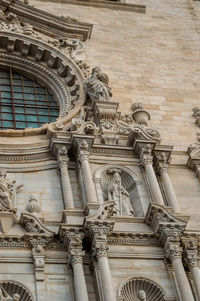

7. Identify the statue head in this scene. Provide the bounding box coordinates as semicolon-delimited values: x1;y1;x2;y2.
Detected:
138;290;146;300
13;293;20;301
113;172;121;184
0;169;6;178
92;66;101;76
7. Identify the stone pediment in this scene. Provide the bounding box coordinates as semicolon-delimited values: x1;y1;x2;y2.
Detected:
0;0;92;41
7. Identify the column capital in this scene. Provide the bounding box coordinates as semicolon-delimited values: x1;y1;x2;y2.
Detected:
165;243;183;261
56;146;70;168
157;162;169;174
182;238;199;269
94;242;109;259
70;249;85;265
77;140;90;162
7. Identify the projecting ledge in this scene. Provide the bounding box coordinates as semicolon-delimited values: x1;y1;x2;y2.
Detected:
37;0;146;13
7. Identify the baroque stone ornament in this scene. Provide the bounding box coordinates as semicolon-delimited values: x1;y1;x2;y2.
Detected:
0;169;23;212
0;281;33;301
118;278;165;301
84;67;112;102
107;169;134;216
131;102;150;126
26;195;41;215
193;106;200;127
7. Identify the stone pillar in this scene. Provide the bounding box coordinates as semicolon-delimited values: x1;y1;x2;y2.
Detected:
158;163;180;213
94;243;116;301
32;245;45;301
184;241;200;301
57;146;74;209
70;250;89;301
78;140;98;204
141;149;164;206
166;243;195;301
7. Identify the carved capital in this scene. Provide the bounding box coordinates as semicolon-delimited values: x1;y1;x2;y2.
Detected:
182;238;199;269
94;242;109;259
70;249;85;265
57;146;69;169
141;154;153;167
57;157;69;169
78;150;90;162
165;243;182;262
157;162;169;174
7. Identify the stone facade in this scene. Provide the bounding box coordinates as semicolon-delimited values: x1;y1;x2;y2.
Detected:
0;0;199;300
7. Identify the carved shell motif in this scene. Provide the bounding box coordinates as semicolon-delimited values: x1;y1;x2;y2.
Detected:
119;278;165;301
0;280;33;301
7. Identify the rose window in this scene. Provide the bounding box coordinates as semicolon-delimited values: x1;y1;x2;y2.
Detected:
0;68;59;130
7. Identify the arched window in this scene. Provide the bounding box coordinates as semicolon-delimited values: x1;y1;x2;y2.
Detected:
0;68;59;130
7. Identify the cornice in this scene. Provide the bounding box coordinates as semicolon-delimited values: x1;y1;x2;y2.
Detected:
34;0;146;13
108;232;161;247
0;0;93;41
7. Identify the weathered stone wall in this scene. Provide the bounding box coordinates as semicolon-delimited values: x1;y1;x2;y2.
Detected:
30;0;200;151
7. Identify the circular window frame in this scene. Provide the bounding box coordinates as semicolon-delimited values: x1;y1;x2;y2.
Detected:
0;32;86;136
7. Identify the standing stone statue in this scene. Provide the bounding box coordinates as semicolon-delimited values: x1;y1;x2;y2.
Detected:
0;169;23;211
138;290;147;301
107;170;134;216
84;67;112;102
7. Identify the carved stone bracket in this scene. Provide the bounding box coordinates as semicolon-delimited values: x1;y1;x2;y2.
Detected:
20;212;55;237
32;245;45;281
145;203;188;246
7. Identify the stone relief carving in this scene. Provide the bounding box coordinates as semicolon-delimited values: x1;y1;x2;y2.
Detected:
107;169;134;216
138;290;147;301
119;278;165;301
26;195;41;215
84;67;112;102
0;9;38;37
0;169;23;212
0;281;32;301
193;106;200;127
0;285;20;301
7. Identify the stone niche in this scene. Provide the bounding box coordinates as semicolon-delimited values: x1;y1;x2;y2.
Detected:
94;165;145;217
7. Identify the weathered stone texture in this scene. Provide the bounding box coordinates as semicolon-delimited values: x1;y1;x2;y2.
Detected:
30;0;200;150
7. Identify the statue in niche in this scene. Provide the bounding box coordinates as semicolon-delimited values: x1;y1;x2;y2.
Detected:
84;67;112;102
107;169;134;216
0;169;23;212
138;290;147;301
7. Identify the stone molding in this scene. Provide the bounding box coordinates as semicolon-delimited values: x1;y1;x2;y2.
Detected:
0;32;86;136
35;0;146;13
0;0;92;41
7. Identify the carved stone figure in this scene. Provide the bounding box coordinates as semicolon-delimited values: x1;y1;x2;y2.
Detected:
107;170;134;216
0;285;12;301
12;294;20;301
0;169;23;212
84;67;112;102
138;290;147;301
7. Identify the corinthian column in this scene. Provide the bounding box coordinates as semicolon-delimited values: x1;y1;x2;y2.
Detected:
70;249;89;301
158;163;180;213
184;241;200;301
140;146;164;206
166;243;195;301
57;146;74;210
78;140;98;204
94;243;116;301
